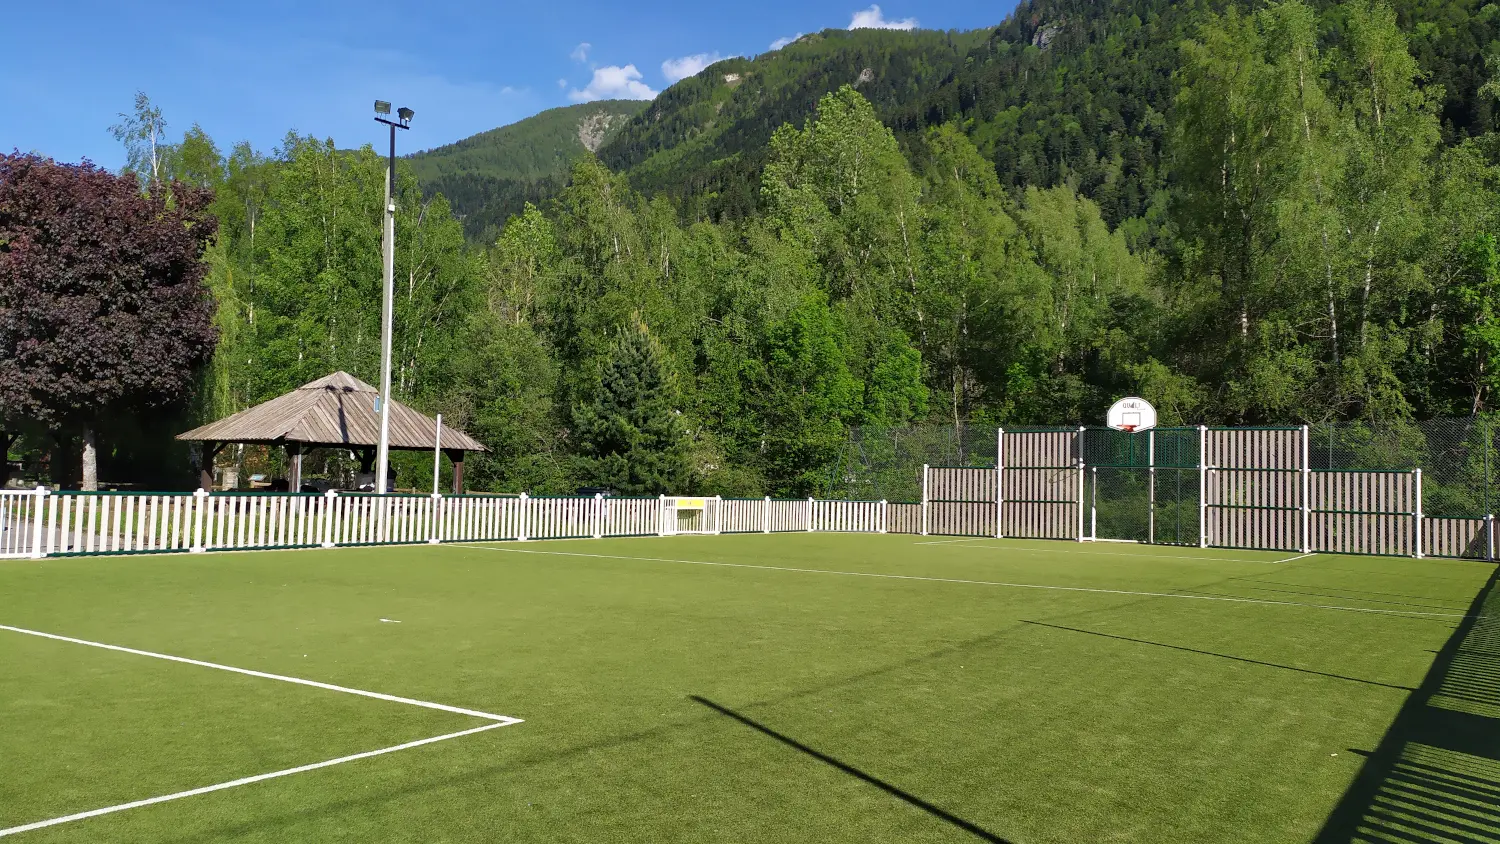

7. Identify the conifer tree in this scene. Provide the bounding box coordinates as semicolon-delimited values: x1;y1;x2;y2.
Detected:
572;321;690;493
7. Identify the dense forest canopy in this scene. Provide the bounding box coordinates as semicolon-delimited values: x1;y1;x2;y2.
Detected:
5;0;1500;495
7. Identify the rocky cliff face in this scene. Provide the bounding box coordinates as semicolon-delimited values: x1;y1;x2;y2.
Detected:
578;111;623;153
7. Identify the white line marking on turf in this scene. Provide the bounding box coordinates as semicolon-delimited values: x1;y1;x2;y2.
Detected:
0;721;513;839
1270;553;1317;564
913;537;1293;564
450;545;1480;619
0;625;520;724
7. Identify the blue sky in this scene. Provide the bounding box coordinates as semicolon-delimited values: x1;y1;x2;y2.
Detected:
1;1;1015;170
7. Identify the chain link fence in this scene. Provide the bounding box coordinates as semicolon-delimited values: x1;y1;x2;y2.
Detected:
829;423;1000;502
1310;416;1498;519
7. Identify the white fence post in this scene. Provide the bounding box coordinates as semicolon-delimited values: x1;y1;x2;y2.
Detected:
712;496;723;535
593;493;603;539
807;497;815;532
428;493;442;544
29;487;47;559
1089;466;1098;542
880;499;888;534
763;496;771;533
995;427;1005;539
1413;469;1424;559
321;490;338;548
518;493;530;541
921;464;930;537
1147;429;1155;544
1198;425;1208;549
191;488;209;553
1488;513;1495;562
657;494;667;537
1076;427;1086;542
1300;424;1312;554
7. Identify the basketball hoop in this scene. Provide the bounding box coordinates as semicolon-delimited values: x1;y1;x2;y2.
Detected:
1106;398;1157;433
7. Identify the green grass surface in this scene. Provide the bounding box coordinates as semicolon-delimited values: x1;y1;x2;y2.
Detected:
2;534;1496;843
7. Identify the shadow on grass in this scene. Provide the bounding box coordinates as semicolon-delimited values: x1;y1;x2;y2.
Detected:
1313;564;1500;843
689;695;1015;843
1019;620;1416;692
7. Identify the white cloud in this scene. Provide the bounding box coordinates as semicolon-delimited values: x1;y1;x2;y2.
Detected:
557;78;568;89
848;5;917;30
769;33;804;50
661;52;728;83
571;42;591;63
569;65;658;102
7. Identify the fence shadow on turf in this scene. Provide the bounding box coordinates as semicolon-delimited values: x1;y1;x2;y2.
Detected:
689;695;1015;844
1313;565;1500;844
1018;621;1417;692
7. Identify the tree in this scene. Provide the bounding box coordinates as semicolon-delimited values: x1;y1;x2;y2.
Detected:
109;91;169;186
751;290;864;495
1453;234;1500;412
0;154;218;489
572;322;690;494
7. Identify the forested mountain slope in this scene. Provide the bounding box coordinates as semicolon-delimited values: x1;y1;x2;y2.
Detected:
408;101;644;239
595;28;988;217
896;0;1500;229
426;0;1498;231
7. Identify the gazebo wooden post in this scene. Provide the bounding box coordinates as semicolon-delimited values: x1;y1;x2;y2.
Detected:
287;442;303;493
0;431;17;489
444;449;465;495
199;441;224;491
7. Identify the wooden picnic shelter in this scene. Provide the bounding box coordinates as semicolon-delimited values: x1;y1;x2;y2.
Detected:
177;372;485;493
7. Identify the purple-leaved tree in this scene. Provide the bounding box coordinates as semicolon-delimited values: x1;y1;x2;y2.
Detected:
0;153;217;489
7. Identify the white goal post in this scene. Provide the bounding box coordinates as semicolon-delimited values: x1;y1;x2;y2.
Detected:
660;496;721;536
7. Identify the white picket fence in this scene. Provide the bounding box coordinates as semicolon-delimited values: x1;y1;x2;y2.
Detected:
0;490;895;559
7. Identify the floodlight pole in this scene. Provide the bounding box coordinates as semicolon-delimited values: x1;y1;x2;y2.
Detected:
374;106;410;496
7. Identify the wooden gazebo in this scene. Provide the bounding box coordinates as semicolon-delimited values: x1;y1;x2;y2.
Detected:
177;372;486;493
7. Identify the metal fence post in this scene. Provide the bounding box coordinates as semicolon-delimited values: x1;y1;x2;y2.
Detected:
1414;468;1424;559
1089;466;1098;542
657;494;666;537
995;427;1005;539
921;463;930;537
29;487;48;559
880;499;888;533
1488;513;1495;562
1198;425;1208;549
428;493;442;544
192;488;209;553
1147;430;1155;545
807;497;815;532
1300;424;1311;554
763;496;771;533
593;493;603;539
1077;427;1086;542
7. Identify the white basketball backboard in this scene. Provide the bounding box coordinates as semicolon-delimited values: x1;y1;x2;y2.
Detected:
1106;397;1157;432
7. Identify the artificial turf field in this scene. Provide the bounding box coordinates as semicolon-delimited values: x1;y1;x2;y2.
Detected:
1;534;1496;843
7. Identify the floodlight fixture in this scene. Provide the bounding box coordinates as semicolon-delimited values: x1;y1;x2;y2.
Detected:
374;100;392;115
397;106;414;123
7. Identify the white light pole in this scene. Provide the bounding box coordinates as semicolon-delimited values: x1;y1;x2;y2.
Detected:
373;101;413;495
